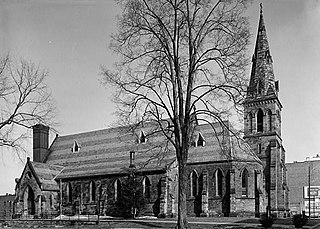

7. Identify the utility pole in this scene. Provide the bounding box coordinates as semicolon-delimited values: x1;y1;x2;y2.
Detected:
60;179;63;219
309;165;311;218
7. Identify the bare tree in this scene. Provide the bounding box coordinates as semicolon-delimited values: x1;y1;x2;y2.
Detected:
0;55;56;158
102;0;250;228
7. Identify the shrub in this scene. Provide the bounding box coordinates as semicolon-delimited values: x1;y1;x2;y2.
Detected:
292;214;308;228
259;213;275;228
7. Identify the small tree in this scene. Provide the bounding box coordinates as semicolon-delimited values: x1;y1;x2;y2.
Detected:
0;55;56;158
102;1;250;227
107;175;146;218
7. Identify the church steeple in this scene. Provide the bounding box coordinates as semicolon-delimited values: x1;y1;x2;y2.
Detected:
247;4;278;99
243;6;288;217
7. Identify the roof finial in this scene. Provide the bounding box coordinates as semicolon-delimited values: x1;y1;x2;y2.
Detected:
260;3;263;14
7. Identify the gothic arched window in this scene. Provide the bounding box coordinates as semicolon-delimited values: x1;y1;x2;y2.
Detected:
249;113;253;133
257;109;264;132
268;110;272;131
257;80;263;94
190;170;198;197
26;171;32;179
114;179;121;201
142;177;151;199
67;182;72;203
89;181;96;202
49;194;53;208
214;169;223;197
258;143;262;154
242;169;249;197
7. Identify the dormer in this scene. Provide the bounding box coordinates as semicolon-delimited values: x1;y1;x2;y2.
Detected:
139;131;147;144
71;141;80;152
196;133;205;147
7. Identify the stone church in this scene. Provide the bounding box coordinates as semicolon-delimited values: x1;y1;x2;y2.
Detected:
13;8;289;218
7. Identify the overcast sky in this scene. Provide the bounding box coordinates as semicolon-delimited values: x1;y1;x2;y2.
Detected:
1;0;320;194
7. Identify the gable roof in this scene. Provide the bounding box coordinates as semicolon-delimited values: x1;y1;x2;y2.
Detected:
16;158;63;192
46;121;260;180
29;161;63;191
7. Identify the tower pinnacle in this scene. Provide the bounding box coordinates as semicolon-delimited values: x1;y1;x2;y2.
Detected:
247;5;278;99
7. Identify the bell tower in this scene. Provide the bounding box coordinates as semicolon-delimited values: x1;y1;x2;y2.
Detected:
244;5;289;217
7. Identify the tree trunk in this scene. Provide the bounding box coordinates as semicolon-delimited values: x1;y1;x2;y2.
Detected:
176;157;188;229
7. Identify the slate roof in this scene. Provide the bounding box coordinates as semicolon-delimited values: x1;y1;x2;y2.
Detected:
45;121;260;180
28;160;63;191
188;122;259;164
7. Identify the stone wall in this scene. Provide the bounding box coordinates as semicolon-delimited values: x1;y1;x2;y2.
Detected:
60;168;178;217
0;194;15;219
185;161;265;217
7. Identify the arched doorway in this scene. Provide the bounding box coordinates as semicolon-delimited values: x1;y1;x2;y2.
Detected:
27;186;35;215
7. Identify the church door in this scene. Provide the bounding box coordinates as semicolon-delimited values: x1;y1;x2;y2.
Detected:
27;186;35;215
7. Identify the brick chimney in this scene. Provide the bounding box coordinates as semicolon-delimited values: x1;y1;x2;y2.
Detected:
32;124;49;162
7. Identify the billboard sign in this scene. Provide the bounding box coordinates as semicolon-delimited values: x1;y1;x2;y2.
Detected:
304;186;320;199
304;186;320;217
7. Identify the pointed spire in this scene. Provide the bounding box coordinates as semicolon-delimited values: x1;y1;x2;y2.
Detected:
247;4;277;99
254;3;269;57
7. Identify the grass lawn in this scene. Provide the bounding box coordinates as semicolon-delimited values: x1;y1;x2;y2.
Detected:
4;217;320;228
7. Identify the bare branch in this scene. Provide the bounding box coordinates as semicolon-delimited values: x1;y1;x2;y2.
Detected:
0;56;57;156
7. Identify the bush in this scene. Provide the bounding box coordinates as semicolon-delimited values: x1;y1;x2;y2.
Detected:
259;213;275;228
292;214;308;228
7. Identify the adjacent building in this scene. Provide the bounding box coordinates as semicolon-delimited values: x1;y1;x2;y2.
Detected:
0;193;15;219
287;156;320;217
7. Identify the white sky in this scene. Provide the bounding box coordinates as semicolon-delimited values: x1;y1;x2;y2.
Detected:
1;0;320;194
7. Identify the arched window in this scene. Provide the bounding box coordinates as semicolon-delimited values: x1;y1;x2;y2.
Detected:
190;170;198;197
249;113;253;133
26;186;35;215
142;177;151;199
26;171;32;179
277;110;281;121
258;80;263;94
89;181;96;202
197;133;205;147
268;110;272;131
114;179;121;201
49;194;53;208
214;169;223;197
257;109;264;132
242;169;249;197
67;182;72;203
258;143;262;154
